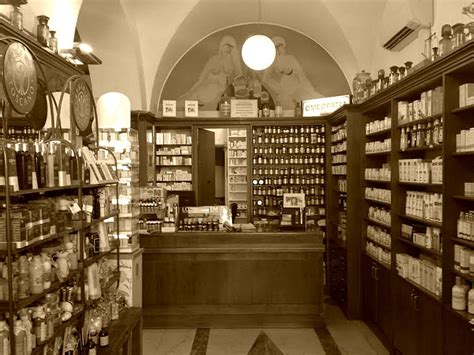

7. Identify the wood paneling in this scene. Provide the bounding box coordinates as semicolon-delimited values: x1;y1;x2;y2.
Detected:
141;231;324;328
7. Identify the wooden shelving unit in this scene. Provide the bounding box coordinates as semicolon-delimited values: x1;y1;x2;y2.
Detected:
327;106;362;319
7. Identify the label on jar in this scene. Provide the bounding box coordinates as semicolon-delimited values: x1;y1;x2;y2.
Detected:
100;335;109;346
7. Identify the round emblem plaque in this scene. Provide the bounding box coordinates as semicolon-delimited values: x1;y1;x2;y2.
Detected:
2;42;37;114
71;78;93;134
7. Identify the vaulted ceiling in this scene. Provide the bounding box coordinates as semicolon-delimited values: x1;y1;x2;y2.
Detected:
1;0;465;113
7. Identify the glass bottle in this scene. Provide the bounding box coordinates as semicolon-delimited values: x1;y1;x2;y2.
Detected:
29;255;44;294
400;127;407;151
36;15;50;47
439;24;452;56
352;70;372;103
275;96;283;117
389;66;399;85
376;69;385;92
99;327;109;347
452;23;466;49
398;66;406;80
10;5;23;31
294;101;302;117
219;77;231;118
49;31;58;54
466;22;474;41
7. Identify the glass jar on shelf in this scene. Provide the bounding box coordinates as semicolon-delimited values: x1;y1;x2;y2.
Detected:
389;66;399;85
37;15;50;47
439;24;453;56
352;70;372;103
452;23;466;49
376;69;385;92
10;5;23;31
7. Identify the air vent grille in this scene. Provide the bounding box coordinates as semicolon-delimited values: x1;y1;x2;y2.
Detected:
383;26;416;50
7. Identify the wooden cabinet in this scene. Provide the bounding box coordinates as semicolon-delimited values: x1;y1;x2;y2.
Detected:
444;308;474;355
393;277;442;355
362;254;392;345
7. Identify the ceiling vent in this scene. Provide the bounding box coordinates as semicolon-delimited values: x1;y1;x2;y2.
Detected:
380;0;433;52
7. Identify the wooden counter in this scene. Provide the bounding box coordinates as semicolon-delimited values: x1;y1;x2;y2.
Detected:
140;231;324;328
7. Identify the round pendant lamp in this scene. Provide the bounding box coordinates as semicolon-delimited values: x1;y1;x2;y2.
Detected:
241;0;275;71
242;35;275;70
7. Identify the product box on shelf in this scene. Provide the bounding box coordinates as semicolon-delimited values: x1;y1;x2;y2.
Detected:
459;82;474;107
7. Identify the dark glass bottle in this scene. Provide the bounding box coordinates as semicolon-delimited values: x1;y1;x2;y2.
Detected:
99;327;109;347
24;142;33;189
87;334;97;354
36;15;50;47
15;142;27;190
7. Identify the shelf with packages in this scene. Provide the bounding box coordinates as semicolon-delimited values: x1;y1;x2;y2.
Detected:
226;128;249;222
451;268;474;283
398;213;442;228
154;127;193;192
398;236;442;257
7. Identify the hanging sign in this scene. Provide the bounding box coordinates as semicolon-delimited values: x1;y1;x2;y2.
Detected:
2;42;37;114
302;95;350;117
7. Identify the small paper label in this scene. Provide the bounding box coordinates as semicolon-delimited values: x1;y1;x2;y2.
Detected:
69;202;81;215
83;204;93;213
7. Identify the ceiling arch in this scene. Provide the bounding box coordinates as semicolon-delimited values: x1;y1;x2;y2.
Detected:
149;0;360;114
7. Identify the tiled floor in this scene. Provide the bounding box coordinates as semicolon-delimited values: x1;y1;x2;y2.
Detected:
143;301;389;355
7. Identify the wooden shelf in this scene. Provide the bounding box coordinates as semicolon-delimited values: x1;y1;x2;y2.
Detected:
156;143;192;146
156;154;192;156
365;127;391;137
365;236;391;250
399;181;442;187
397;113;442;128
398;145;442;153
452;103;474;114
365;217;391;229
365;197;391;206
453;195;474;201
364;179;391;184
157;164;192;167
453;151;474;156
365;151;391;156
398;275;442;303
398;213;442;228
452;237;474;249
451;268;474;283
445;305;474;324
398;237;442;257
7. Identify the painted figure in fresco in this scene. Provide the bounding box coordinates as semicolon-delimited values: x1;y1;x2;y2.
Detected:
262;36;322;109
178;35;243;110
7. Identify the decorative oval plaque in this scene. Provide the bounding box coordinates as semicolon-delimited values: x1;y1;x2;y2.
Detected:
71;78;93;134
2;42;38;114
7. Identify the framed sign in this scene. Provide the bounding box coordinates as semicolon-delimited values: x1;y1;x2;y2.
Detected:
283;193;306;208
185;100;198;117
163;100;176;117
230;99;258;118
302;94;351;117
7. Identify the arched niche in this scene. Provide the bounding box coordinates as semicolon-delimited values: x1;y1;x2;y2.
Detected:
157;24;350;113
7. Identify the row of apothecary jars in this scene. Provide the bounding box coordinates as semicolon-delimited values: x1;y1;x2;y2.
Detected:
253;155;324;165
353;22;474;104
253;166;325;176
254;146;324;155
253;134;323;145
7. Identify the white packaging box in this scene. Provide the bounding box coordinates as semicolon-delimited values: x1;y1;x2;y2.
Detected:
465;83;474;106
398;101;408;122
460;83;466;107
396;253;409;278
420;92;427;117
435;267;443;296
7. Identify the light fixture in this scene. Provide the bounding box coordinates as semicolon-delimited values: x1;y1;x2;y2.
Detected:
241;0;275;71
60;42;102;65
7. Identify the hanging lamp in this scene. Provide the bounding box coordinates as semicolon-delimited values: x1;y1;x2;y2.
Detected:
241;0;275;71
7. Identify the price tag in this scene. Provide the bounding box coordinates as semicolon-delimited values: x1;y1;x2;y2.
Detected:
83;204;93;214
69;202;82;215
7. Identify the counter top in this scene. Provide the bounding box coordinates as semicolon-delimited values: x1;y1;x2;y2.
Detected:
140;230;324;253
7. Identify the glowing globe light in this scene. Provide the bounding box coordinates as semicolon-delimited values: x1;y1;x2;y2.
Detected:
241;35;276;71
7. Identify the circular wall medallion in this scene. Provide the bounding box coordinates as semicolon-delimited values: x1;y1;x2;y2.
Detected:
2;42;37;114
26;80;47;130
71;78;93;134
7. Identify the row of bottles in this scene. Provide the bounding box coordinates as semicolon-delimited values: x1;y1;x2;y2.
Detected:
253;145;324;155
253;134;324;145
0;141;79;192
257;126;324;135
253;166;324;177
253;175;325;186
252;155;324;166
253;186;324;197
400;118;443;150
